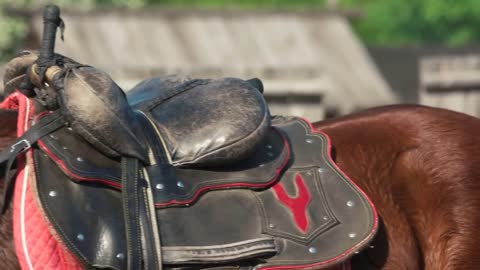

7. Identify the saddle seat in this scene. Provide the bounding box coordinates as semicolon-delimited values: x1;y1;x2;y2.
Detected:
59;67;269;168
129;75;270;167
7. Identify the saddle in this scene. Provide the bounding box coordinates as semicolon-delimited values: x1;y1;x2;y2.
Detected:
1;65;378;269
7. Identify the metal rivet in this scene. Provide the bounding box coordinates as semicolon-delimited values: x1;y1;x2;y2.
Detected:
354;251;360;254
49;134;57;140
305;138;313;144
62;146;68;150
268;224;275;229
67;127;73;131
177;181;185;188
266;145;273;149
322;216;329;221
369;245;375;249
259;164;265;167
76;157;84;162
307;171;312;176
156;183;164;190
346;201;355;207
44;82;50;87
77;234;85;241
267;152;274;157
318;168;324;173
348;233;357;239
116;253;125;260
308;247;317;253
48;191;57;197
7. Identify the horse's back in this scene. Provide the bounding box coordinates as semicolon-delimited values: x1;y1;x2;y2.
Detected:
314;105;480;270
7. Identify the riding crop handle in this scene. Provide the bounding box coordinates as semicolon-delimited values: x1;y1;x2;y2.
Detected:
38;5;60;68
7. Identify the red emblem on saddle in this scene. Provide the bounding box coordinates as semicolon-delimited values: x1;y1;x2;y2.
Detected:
272;173;312;233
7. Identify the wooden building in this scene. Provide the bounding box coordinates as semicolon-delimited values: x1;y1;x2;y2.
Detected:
3;8;396;121
420;55;480;117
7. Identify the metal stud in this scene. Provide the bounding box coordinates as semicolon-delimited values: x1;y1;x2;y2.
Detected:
62;146;68;150
322;216;329;221
305;138;313;144
67;127;73;131
77;234;85;241
49;134;58;140
268;224;275;229
369;245;375;249
348;233;357;239
76;157;84;162
259;164;265;167
177;181;185;188
267;152;274;157
156;183;164;190
48;191;57;197
354;251;360;254
308;247;317;254
116;253;125;260
346;201;355;207
307;171;312;176
318;168;324;173
266;145;273;149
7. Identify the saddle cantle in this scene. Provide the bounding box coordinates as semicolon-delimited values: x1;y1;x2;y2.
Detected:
2;72;378;270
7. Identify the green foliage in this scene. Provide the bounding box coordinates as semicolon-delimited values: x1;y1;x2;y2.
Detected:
144;0;326;9
341;0;480;46
0;10;26;62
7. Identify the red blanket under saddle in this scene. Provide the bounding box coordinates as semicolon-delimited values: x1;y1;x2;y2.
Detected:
2;93;82;270
2;92;351;270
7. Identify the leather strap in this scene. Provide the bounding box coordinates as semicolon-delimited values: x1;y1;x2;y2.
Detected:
0;111;66;213
122;157;143;270
122;161;164;270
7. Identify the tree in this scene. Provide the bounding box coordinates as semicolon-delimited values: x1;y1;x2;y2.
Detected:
341;0;480;46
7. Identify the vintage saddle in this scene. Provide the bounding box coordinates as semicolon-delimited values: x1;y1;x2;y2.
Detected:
0;64;378;269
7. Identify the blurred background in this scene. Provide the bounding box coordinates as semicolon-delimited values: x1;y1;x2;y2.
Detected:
1;0;479;120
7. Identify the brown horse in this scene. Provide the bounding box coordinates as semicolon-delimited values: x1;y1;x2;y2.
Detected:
0;104;479;270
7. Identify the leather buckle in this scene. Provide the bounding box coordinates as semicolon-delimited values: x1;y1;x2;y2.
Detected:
10;139;32;153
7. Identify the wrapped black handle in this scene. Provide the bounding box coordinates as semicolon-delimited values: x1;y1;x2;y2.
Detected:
37;5;62;73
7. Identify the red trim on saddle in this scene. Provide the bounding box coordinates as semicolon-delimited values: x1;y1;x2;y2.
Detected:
37;140;123;189
10;93;83;270
35;122;291;208
258;118;378;270
154;128;291;207
272;173;311;233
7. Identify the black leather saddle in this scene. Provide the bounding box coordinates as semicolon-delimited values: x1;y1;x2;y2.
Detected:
1;68;378;270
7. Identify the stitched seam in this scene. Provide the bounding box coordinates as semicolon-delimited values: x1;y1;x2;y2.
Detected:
121;159;133;269
141;79;208;111
133;160;142;269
